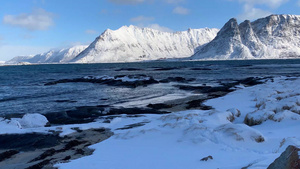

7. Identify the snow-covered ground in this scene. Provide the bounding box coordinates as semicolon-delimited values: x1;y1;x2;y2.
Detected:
2;76;300;168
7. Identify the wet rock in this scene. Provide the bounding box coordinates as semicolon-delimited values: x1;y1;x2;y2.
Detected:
29;148;56;162
116;122;148;130
45;106;170;125
176;77;267;94
109;107;170;116
0;128;113;169
175;85;212;91
0;133;60;151
147;103;173;110
159;77;196;83
185;99;213;110
44;74;159;88
0;150;19;162
237;77;265;86
25;159;53;169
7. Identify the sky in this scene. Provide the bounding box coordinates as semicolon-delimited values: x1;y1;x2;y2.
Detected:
0;0;299;61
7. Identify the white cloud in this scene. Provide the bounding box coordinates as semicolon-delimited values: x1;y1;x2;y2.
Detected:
238;5;272;21
130;16;155;22
3;8;54;31
108;0;144;4
147;24;173;32
297;0;300;6
85;29;98;35
237;0;289;9
130;15;172;32
230;0;288;21
173;6;190;15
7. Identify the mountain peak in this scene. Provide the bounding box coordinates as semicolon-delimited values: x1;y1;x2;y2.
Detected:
192;14;300;60
217;18;239;36
72;26;219;63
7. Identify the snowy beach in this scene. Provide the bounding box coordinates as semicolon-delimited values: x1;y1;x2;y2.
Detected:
54;76;300;169
1;73;300;168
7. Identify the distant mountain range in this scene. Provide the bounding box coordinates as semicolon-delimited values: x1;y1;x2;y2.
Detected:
6;14;300;64
6;45;88;64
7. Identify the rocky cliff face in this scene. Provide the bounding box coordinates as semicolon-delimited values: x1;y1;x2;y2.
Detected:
192;14;300;60
71;25;219;63
6;45;88;64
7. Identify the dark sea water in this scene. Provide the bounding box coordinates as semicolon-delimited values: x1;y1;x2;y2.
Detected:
0;59;300;116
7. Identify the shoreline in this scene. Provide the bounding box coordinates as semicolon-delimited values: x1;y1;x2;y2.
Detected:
0;76;270;168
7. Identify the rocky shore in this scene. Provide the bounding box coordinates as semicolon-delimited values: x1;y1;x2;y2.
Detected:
0;76;280;168
0;128;112;169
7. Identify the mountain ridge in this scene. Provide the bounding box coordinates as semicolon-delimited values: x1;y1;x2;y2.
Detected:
6;45;88;64
191;14;300;60
6;14;300;64
71;25;219;63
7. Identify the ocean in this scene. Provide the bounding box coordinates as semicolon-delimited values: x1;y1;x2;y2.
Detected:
0;59;300;116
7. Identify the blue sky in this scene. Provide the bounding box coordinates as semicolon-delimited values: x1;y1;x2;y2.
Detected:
0;0;299;61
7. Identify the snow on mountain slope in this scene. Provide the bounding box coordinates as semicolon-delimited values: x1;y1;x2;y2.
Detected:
191;14;300;60
6;45;88;64
72;25;219;63
5;55;34;64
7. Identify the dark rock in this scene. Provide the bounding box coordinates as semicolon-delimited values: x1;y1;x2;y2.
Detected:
75;149;85;155
108;107;170;116
0;128;113;169
255;136;265;143
186;99;213;110
116;122;148;130
29;148;56;162
0;150;19;162
237;77;264;86
177;77;267;94
200;155;213;161
147;103;173;110
44;74;159;88
26;159;53;169
62;155;71;161
63;140;87;151
175;85;212;91
159;77;195;83
0;133;60;151
267;145;300;169
45;106;170;125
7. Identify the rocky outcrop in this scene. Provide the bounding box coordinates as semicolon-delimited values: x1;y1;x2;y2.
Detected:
268;145;300;169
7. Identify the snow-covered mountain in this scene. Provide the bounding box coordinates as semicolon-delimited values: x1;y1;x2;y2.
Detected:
191;14;300;60
5;56;34;64
72;25;219;63
6;45;88;64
